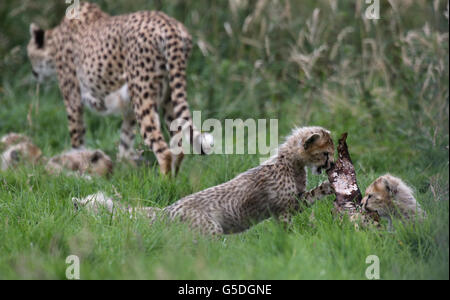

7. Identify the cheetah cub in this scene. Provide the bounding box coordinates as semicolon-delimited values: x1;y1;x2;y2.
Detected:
0;133;43;171
0;133;33;148
46;149;113;178
362;174;426;228
76;126;336;235
0;133;112;178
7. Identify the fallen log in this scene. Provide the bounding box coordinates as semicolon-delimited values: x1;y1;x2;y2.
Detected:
327;133;379;225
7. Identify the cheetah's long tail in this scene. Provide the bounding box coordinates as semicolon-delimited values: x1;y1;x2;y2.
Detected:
72;192;162;222
163;30;214;156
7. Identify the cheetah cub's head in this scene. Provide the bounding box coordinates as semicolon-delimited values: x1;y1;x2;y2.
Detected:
1;142;43;171
362;174;426;222
88;150;114;177
0;133;32;152
27;23;56;83
288;127;335;175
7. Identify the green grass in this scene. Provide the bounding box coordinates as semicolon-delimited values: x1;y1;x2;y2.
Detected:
0;0;448;279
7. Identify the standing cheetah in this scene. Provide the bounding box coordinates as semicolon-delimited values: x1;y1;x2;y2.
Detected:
75;126;336;235
27;2;212;175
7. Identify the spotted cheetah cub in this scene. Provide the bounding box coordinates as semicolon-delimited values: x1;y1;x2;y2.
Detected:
0;132;112;177
362;174;426;228
0;133;33;149
46;149;113;178
76;126;335;235
0;135;42;171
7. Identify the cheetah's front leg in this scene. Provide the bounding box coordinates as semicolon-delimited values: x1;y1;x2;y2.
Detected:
57;68;85;149
277;181;334;229
302;181;334;205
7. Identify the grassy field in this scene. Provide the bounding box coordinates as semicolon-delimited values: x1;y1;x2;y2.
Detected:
0;0;448;279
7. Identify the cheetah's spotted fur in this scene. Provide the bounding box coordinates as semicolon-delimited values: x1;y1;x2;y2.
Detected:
27;2;212;175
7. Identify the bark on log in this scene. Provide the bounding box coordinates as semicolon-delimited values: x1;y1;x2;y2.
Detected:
327;133;379;224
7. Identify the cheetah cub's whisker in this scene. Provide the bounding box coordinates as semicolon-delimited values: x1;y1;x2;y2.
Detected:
77;126;336;235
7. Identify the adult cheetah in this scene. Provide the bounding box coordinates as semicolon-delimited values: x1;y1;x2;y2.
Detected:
27;2;212;175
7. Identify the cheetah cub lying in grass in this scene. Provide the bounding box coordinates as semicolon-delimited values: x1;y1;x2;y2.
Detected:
362;174;426;229
1;133;43;171
0;133;112;178
45;149;113;179
74;126;336;235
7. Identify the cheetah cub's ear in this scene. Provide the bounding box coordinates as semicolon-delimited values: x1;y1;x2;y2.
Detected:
89;150;114;177
303;133;321;150
90;150;103;163
30;23;39;36
382;177;397;197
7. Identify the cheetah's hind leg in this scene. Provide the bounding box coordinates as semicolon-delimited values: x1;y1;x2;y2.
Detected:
162;94;214;176
176;211;224;236
117;109;142;166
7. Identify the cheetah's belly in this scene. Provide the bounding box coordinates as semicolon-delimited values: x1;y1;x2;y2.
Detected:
80;82;131;116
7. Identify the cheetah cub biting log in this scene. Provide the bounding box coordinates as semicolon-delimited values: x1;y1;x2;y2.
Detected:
362;174;426;228
74;126;336;235
27;2;213;175
326;133;380;227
